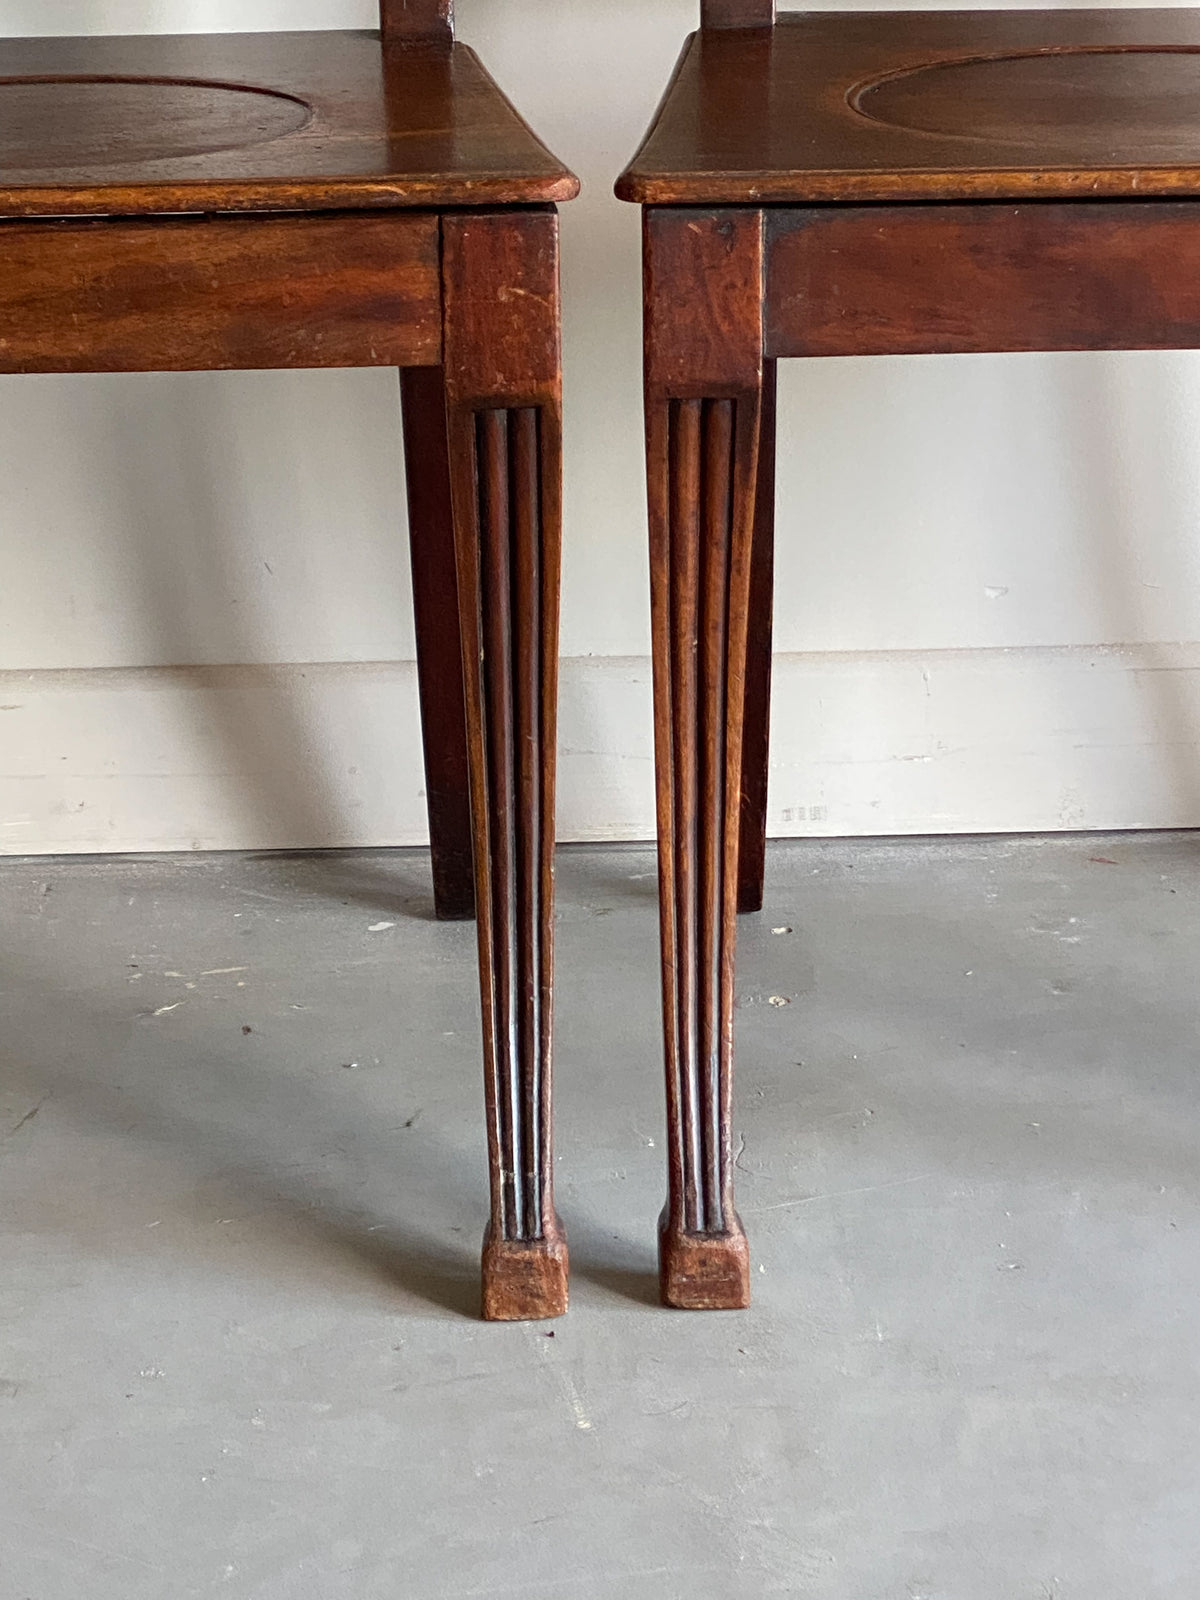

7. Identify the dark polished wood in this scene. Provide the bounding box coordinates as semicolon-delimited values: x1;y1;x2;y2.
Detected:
702;0;775;25
381;0;454;44
0;32;577;218
621;4;1200;1306
0;212;440;374
617;10;1200;205
737;357;776;916
442;210;568;1322
766;203;1200;357
645;208;764;1310
0;5;574;1321
400;367;475;922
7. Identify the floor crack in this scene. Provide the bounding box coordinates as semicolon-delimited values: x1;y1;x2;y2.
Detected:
4;1094;49;1141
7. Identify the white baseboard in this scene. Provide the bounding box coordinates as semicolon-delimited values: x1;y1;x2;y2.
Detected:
1;644;1199;854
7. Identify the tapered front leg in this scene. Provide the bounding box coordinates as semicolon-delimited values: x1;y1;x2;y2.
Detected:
645;208;766;1308
442;211;567;1321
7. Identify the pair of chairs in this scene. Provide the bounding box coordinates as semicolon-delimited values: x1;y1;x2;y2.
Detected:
6;0;1200;1317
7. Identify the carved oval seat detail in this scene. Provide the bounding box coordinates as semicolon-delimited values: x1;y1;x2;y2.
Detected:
0;76;313;172
851;47;1200;153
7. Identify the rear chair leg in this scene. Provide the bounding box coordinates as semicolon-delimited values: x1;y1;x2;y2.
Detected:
645;208;767;1308
442;210;568;1321
737;356;777;916
401;365;476;921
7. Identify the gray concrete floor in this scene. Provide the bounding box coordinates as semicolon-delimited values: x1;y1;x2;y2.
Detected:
1;834;1198;1598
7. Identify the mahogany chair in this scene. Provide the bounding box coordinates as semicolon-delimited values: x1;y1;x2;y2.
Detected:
618;0;1200;1308
0;1;578;1321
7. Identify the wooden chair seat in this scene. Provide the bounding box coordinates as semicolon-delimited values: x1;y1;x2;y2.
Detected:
617;8;1200;205
0;31;577;217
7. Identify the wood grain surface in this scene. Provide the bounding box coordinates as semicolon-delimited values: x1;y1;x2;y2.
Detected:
767;203;1200;356
618;10;1200;204
0;32;577;216
0;212;441;373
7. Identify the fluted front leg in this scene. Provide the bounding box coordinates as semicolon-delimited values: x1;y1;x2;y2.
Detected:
442;211;567;1321
645;208;767;1308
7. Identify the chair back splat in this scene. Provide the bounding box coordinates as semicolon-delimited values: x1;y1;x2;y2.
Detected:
380;0;454;44
701;0;775;27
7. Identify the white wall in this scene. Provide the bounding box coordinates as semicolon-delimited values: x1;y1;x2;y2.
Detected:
5;1;1200;851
